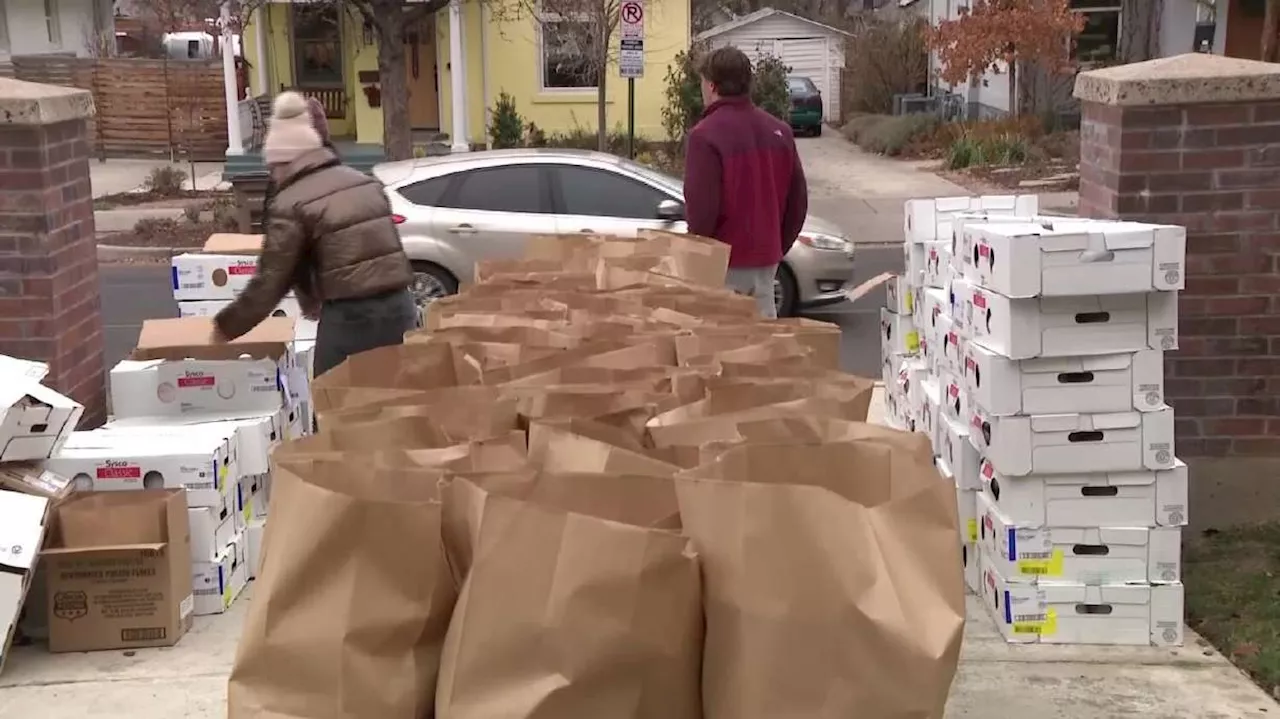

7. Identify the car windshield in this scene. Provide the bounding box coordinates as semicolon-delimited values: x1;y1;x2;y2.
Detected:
787;77;816;94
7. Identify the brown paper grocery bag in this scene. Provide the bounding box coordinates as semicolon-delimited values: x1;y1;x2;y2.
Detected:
676;433;964;719
311;342;478;412
228;459;456;719
435;473;701;719
317;386;521;442
278;415;455;455
528;418;679;476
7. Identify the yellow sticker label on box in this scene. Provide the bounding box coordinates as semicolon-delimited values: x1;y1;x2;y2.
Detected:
1017;549;1064;577
906;331;920;353
967;519;978;543
1012;608;1058;636
218;464;228;492
906;290;914;313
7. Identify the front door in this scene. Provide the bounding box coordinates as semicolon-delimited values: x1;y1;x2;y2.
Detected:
404;16;439;129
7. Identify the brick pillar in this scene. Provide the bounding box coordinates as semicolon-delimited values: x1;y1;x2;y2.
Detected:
0;78;106;427
1075;54;1280;459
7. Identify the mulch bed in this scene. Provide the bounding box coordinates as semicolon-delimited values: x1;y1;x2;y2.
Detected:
94;190;229;211
99;221;222;249
939;160;1079;195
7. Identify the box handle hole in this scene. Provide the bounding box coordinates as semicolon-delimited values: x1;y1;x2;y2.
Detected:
1068;431;1105;443
1057;371;1095;384
1074;311;1111;324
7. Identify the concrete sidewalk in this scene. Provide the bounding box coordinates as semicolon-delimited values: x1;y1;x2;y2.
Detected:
0;583;1273;718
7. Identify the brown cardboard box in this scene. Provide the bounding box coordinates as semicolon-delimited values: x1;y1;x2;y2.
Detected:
42;490;194;653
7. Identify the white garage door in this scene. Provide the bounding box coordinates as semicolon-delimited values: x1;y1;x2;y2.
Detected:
777;38;832;120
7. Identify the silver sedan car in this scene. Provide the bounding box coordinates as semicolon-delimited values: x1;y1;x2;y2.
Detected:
373;148;855;317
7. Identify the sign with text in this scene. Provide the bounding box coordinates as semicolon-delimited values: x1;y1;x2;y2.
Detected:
619;0;644;79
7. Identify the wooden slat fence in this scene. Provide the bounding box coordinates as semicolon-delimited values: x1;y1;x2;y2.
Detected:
12;55;228;161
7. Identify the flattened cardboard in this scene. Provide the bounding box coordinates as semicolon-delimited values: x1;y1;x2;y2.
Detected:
0;463;74;503
202;234;264;255
42;489;194;654
133;316;293;362
0;490;50;674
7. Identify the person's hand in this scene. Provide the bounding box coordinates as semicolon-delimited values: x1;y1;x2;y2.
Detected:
210;326;229;344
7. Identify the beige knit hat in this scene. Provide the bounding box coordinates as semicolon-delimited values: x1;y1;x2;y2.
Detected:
263;91;323;166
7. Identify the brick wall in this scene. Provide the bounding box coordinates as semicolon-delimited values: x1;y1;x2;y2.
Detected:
0;118;107;427
1078;100;1280;457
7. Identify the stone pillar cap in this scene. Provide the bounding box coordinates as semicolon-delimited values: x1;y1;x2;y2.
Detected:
0;78;95;126
1074;53;1280;107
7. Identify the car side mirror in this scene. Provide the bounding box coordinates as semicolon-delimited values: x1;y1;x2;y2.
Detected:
656;199;685;221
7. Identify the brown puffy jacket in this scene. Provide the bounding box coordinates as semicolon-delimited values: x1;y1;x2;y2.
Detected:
215;147;414;340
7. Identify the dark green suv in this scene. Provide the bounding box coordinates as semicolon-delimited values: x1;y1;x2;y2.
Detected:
787;76;823;136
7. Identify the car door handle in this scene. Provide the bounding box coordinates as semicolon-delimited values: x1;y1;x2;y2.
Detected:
578;228;594;234
448;224;478;235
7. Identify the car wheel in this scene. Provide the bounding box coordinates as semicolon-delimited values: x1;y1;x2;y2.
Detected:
812;123;823;137
774;264;798;318
410;261;458;312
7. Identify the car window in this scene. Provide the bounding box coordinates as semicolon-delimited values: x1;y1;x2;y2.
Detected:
787;77;817;94
397;176;452;206
554;166;668;219
442;166;548;213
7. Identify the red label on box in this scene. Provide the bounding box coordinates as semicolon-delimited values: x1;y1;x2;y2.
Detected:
229;265;257;275
97;465;142;480
178;375;215;388
972;291;987;309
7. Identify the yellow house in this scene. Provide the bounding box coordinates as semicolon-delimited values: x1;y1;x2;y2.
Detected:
237;0;690;151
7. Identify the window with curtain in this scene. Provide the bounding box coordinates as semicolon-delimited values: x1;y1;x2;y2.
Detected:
292;5;343;86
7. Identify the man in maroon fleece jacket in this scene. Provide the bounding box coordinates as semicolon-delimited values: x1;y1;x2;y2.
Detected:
683;46;809;319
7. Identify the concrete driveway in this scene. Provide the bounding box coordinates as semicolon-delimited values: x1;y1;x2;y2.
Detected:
798;131;969;244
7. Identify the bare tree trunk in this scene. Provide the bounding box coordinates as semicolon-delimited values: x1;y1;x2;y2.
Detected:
378;22;414;160
1007;61;1017;118
1265;0;1280;62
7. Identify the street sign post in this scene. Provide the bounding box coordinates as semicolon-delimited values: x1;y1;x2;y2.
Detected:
619;0;644;158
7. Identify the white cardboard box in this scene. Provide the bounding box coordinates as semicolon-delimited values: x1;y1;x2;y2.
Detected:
110;317;295;419
904;241;927;280
886;275;914;315
107;410;284;479
920;287;949;342
47;433;233;508
188;490;237;562
940;370;969;426
237;474;270;523
939;412;981;491
962;541;980;595
938;313;966;376
904;195;1040;243
946;276;973;339
246;519;266;580
881;307;920;357
918;377;942;452
0;490;50;674
980;549;1183;646
940;459;979;545
977;491;1181;585
951;213;1047;278
179;297;317;342
192;532;249;616
923;242;951;289
970;405;1176;476
981;458;1188;528
0;360;84;463
966;288;1179;360
964;345;1165;416
967;221;1186;298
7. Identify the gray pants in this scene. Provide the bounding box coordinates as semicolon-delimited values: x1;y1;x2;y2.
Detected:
726;265;779;319
313;288;419;379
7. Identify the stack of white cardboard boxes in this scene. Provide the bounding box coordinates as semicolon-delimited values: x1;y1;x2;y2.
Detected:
884;195;1189;647
44;315;312;632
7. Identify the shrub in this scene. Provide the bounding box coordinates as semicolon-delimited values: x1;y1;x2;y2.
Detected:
946;132;1031;169
145;166;187;196
489;91;525;149
751;54;791;123
845;113;939;156
524;122;548;147
210;195;239;231
843;17;929;117
132;217;181;242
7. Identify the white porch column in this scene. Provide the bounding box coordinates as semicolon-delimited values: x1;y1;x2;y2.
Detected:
254;5;269;94
448;0;470;152
221;0;244;155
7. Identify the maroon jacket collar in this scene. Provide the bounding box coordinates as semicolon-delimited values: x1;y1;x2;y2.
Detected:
701;95;753;119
